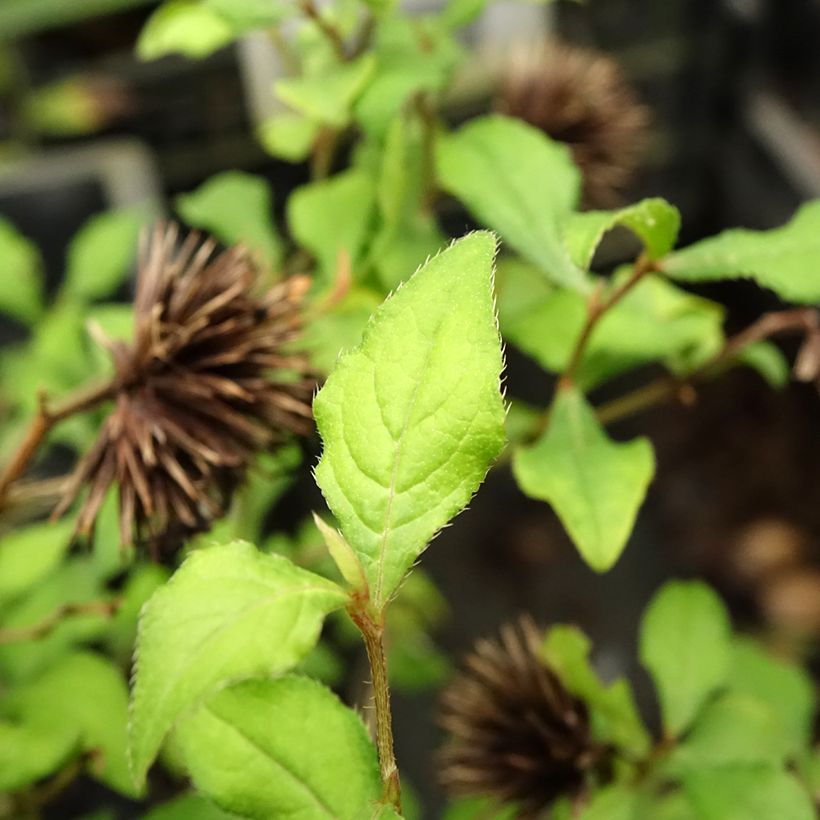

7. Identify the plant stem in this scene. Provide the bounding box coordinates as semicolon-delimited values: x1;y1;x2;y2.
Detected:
349;606;401;812
0;379;116;511
0;598;121;645
299;0;347;62
560;252;656;389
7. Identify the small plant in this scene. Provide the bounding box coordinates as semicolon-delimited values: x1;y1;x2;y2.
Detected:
0;1;819;818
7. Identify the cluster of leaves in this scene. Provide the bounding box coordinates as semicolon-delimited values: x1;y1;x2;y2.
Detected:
543;580;819;820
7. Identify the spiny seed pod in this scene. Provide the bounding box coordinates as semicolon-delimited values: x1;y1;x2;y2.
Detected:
54;222;314;555
438;616;600;817
497;41;650;208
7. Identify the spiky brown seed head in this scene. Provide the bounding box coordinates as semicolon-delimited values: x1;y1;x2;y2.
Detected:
497;41;651;209
55;222;314;555
438;616;599;817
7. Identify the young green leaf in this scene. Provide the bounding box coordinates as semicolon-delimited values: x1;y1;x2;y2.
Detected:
202;0;291;29
513;386;654;571
2;651;138;796
288;169;377;287
682;765;815;820
143;792;237;820
276;55;376;128
128;541;347;783
176;171;282;268
176;676;381;819
257;113;319;163
728;637;815;754
314;232;505;609
0;519;74;605
313;512;367;591
0;718;77;792
563;198;681;271
0;216;42;325
542;625;650;756
579;784;639;820
735;341;791;388
639;580;732;737
664;200;820;304
435;115;586;291
137;1;234;60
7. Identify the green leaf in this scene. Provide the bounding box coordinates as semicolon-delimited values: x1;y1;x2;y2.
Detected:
129;541;347;783
579;785;639;820
64;208;142;302
202;0;291;28
314;233;505;609
276;54;376;128
513;386;654;571
665;693;792;776
176;171;282;268
2;651;138;796
137;1;235;60
313;512;367;591
176;676;381;819
0;520;74;605
257;113;319;163
0;216;42;324
435;115;585;291
443;796;519;819
639;580;732;737
542;625;651;756
498;260;724;390
728;637;815;754
288;169;377;287
664;200;820;304
564;198;681;271
683;766;815;820
0;718;77;792
441;0;488;28
735;341;790;388
142;792;237;820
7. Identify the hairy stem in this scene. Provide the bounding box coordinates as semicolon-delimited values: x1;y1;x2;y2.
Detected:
0;598;121;645
0;379;116;510
560;252;656;388
349;606;401;812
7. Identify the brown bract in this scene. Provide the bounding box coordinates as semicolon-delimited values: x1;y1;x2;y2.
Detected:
55;223;314;555
498;41;650;209
438;616;598;817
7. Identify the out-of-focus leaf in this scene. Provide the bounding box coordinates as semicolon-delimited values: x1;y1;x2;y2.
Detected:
257;113;319;162
0;216;43;324
137;1;234;60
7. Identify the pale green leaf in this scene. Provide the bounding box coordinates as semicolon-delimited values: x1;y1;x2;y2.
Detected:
288;169;376;286
202;0;291;28
137;1;234;60
64;208;142;302
683;765;815;820
0;718;77;792
3;651;138;796
276;55;376;128
142;792;237;820
513;387;654;571
314;233;506;609
443;796;518;819
176;676;381;819
129;541;347;783
728;637;815;754
312;513;367;591
735;341;790;388
542;625;650;756
579;785;639;820
257;113;319;162
0;216;42;324
441;0;488;28
564;198;681;271
0;520;73;606
435;115;585;291
176;171;282;268
664;200;820;304
639;580;732;737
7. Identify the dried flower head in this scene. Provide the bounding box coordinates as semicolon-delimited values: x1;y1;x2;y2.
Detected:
497;41;651;208
55;223;314;554
438;616;599;817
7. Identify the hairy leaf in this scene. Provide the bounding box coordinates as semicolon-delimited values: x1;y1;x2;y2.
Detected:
436;115;585;291
639;581;732;737
176;171;282;268
513;387;654;571
314;233;505;608
665;201;820;304
176;676;381;819
129;541;347;782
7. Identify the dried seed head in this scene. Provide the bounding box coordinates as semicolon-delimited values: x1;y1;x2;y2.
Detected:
438;616;599;817
55;223;314;555
497;41;651;208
